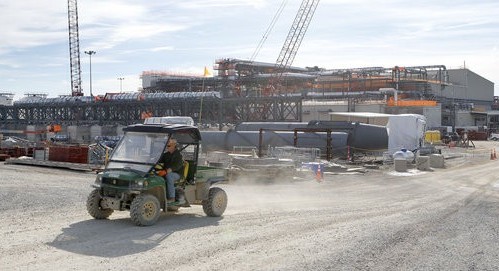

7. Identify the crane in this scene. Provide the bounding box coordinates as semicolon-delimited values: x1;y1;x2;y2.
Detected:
249;0;288;62
264;0;320;96
67;0;83;96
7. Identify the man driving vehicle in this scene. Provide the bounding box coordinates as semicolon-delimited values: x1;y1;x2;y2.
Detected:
160;138;184;204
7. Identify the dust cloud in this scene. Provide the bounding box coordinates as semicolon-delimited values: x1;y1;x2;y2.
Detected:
221;170;327;214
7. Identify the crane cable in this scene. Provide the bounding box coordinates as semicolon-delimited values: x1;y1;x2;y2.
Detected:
249;0;288;62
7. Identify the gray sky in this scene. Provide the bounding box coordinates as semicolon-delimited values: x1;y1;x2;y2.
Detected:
0;0;498;100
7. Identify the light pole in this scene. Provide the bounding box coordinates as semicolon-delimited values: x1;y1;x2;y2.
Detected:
84;50;96;97
452;84;456;133
118;77;124;92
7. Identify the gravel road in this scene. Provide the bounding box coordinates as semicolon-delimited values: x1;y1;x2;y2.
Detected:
1;145;499;270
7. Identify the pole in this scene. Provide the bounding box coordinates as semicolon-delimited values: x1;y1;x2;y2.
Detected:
118;77;124;92
198;78;205;124
84;50;96;97
452;85;456;133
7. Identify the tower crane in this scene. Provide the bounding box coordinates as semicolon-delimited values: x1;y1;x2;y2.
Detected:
67;0;83;96
264;0;320;96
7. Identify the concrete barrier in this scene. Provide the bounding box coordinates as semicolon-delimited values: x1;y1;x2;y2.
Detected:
430;154;445;168
416;156;430;171
394;158;407;172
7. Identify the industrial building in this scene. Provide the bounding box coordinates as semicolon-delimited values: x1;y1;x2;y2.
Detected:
142;59;495;131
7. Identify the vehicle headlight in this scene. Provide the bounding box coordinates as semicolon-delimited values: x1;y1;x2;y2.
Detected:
132;179;148;188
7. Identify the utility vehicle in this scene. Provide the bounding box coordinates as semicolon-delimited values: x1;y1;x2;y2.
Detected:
86;123;228;226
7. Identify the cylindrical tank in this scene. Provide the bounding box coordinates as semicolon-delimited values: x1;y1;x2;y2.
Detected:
200;130;349;158
201;121;388;159
235;121;388;153
235;122;308;131
347;122;388;152
392;148;415;162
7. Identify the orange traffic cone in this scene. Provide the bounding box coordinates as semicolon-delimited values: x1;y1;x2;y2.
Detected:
315;165;323;182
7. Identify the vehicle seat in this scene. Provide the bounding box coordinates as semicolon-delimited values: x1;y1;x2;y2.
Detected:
183;160;197;184
183;160;189;179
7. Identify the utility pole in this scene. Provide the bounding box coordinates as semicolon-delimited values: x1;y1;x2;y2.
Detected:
84;50;96;97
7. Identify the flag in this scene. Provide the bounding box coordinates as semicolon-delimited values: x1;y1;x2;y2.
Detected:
203;66;212;77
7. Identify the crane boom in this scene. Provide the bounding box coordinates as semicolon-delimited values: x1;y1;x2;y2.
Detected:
67;0;83;96
250;0;288;62
265;0;320;96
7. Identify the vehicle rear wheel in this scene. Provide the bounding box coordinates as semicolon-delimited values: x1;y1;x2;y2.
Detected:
86;189;113;219
130;194;161;226
202;187;227;217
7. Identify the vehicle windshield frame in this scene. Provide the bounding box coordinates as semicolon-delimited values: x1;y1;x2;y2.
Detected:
108;131;169;168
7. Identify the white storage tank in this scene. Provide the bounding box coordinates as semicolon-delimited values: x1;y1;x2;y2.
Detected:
392;148;415;162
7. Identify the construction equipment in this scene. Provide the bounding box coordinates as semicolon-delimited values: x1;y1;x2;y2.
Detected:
249;0;288;62
86;123;228;226
67;0;83;96
264;0;320;96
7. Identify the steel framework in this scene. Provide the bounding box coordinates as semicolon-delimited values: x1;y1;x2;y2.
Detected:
0;96;302;127
68;0;83;96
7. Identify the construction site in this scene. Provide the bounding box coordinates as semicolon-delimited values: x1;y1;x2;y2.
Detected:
2;0;499;270
0;0;497;168
0;54;496;168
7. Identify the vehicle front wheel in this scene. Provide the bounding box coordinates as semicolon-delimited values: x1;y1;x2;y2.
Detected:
130;194;161;226
86;189;113;219
202;187;227;217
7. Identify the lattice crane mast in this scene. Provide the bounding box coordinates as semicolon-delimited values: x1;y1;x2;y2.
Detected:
264;0;320;96
67;0;83;96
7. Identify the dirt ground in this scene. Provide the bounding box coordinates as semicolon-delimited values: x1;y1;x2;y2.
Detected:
1;141;499;270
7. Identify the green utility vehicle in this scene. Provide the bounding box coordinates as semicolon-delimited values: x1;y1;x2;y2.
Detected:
86;123;228;226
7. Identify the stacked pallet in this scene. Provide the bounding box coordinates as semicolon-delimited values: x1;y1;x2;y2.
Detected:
48;145;89;164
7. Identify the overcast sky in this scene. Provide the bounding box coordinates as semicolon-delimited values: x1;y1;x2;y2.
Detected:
0;0;498;100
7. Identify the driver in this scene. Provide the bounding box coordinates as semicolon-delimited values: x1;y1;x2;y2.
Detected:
160;138;184;204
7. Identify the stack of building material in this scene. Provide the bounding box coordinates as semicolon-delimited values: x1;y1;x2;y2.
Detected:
48;145;89;164
0;146;34;158
0;153;10;161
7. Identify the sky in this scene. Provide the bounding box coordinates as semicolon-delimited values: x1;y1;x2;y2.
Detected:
0;0;498;100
